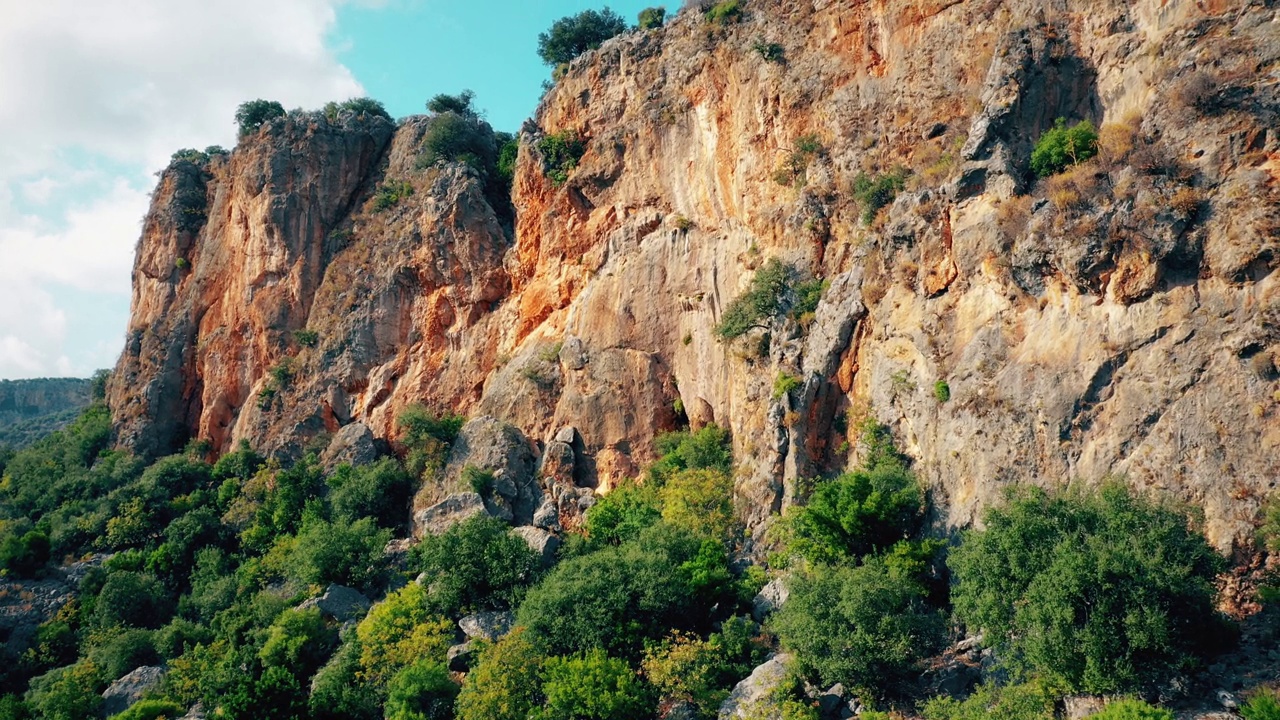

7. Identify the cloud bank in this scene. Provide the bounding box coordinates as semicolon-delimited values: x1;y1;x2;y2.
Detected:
0;0;367;379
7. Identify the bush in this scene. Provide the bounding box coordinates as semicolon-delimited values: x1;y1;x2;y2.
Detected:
496;135;520;186
258;607;335;676
93;571;171;629
373;180;414;211
1241;686;1280;720
638;7;666;29
87;628;158;682
534;649;652;720
781;463;923;565
537;8;629;67
934;380;951;403
583;481;661;546
426;90;476;115
716;258;793;340
292;329;319;347
648;424;734;486
234;99;285;137
642;619;767;717
328;459;414;529
538;131;586;186
354;583;454;687
413;514;543;617
288;516;390;590
852;168;909;224
753;39;785;63
706;0;742;25
385;660;457;720
772;372;802;400
0;528;50;577
1030;118;1099;178
418;112;496;171
771;557;946;696
110;699;187;720
921;680;1057;720
336;96;390;120
24;662;102;720
1087;699;1174;720
660;468;737;541
309;641;379;720
949;483;1227;694
456;628;546;720
773;135;821;186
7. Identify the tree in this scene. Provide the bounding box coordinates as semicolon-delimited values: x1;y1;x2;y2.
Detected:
24;662;102;720
534;649;652;720
537;8;629;67
385;660;458;720
309;641;380;720
456;628;546;720
660;468;737;540
949;483;1228;695
337;96;390;120
715;259;794;340
288;516;389;590
638;7;666;29
234;99;285;137
921;680;1057;720
354;583;454;687
780;463;924;565
414;515;543;617
426;90;476;115
771;557;946;697
328;458;414;529
92;571;172;629
1030;118;1099;177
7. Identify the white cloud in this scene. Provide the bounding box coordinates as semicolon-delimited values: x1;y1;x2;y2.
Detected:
0;0;368;378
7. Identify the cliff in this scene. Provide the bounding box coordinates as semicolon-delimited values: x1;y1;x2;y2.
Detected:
0;377;94;448
109;0;1280;549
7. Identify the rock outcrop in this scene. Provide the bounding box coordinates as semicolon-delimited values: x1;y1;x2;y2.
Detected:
110;0;1280;548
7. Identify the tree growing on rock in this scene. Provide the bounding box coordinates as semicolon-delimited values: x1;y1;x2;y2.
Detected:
537;8;629;67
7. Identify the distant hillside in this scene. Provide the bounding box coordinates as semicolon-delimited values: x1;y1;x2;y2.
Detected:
0;377;95;449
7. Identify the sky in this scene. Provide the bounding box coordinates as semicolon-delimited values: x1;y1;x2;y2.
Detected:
0;0;656;380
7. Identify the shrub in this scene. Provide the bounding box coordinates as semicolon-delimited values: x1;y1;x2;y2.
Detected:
852;168;909;224
1242;687;1280;720
583;481;662;546
716;258;793;340
773;135;822;187
496;135;520;185
949;483;1227;694
535;649;652;720
456;628;546;720
1030;118;1099;178
921;680;1057;720
24;661;102;720
934;380;951;403
706;0;742;25
309;641;380;720
87;628;158;682
418;112;496;171
170;148;208;164
771;557;946;696
110;699;187;720
288;516;390;590
234;99;285;137
413;514;543;617
328;459;414;529
337;96;390;120
642;619;766;716
753;39;785;63
537;8;629;67
0;528;50;577
93;571;171;629
661;468;737;541
354;583;454;687
398;405;464;479
773;372;802;400
1087;699;1175;720
373;180;414;211
292;329;318;347
258;607;337;676
648;424;734;486
426;89;476;115
384;659;458;720
538;131;586;186
781;463;923;565
638;7;667;29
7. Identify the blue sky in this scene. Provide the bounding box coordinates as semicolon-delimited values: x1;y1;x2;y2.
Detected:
0;0;658;380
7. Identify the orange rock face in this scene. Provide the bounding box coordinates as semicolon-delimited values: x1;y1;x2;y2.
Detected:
110;0;1280;547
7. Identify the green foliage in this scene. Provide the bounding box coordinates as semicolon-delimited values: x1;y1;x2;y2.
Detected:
949;483;1227;694
1087;699;1175;720
0;529;50;577
1030;118;1099;177
496;134;519;179
772;557;946;696
462;465;495;496
934;380;951;403
354;584;454;687
781;463;923;565
0;696;27;720
93;571;172;629
534;649;652;720
753;39;785;63
537;8;628;67
288;515;390;590
385;659;458;720
642;618;766;717
257;607;335;675
234;99;285;137
852;168;909;224
110;699;186;720
24;661;102;720
648;424;733;486
538;131;586;186
456;628;546;720
292;329;319;347
418;112;496;171
773;135;822;186
706;0;743;25
373;180;415;211
87;628;158;682
1241;686;1280;720
309;641;380;720
921;680;1058;720
327;459;413;529
397;405;464;448
638;7;666;29
583;481;661;546
413;514;543;617
715;259;793;340
772;372;802;401
517;524;724;659
170;148;209;164
427;89;476;115
660;468;737;541
334;96;390;120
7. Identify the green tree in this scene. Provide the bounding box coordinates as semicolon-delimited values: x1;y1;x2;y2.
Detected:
1087;699;1175;720
456;628;546;720
92;571;172;629
24;662;102;720
949;483;1227;695
288;515;390;590
1030;118;1099;177
0;529;50;577
414;515;543;617
771;557;946;696
780;463;924;564
258;607;335;676
354;583;454;687
309;641;380;720
385;660;458;720
110;699;187;720
534;649;652;720
921;680;1057;720
426;90;476;115
638;7;666;29
537;8;629;67
583;481;661;546
660;468;737;540
234;99;285;137
648;424;733;485
715;259;794;340
328;458;414;529
337;96;390;120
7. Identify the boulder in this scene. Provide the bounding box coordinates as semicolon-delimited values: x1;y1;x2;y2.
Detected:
718;653;794;719
320;422;381;472
458;611;514;642
442;418;542;525
540;440;576;486
296;584;372;622
532;499;562;531
414;492;488;536
752;578;789;621
448;641;478;672
513;526;561;566
101;666;165;717
180;703;207;720
1063;697;1106;719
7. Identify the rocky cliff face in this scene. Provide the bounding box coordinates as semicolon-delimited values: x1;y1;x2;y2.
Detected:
110;0;1280;549
0;378;93;448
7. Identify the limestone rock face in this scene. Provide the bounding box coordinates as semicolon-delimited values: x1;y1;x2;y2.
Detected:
719;653;795;719
102;666;165;718
111;0;1280;548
